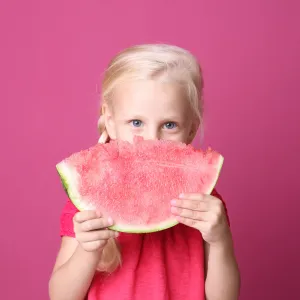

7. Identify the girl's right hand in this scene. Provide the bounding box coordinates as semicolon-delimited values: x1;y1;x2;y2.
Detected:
73;211;118;252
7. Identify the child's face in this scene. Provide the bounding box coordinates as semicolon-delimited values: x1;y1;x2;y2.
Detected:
104;80;197;144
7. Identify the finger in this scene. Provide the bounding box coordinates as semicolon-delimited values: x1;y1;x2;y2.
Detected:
179;193;207;201
171;207;210;220
80;217;114;232
73;210;101;223
77;229;118;242
171;199;210;211
176;216;207;230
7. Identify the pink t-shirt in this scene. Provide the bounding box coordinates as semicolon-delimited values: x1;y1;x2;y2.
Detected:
60;190;227;300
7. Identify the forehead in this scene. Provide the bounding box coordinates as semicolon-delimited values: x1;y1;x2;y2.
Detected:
112;80;191;119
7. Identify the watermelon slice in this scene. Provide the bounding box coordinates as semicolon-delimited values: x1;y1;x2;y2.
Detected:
56;137;223;233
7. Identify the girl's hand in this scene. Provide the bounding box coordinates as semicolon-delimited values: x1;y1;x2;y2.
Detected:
73;211;118;252
171;193;230;246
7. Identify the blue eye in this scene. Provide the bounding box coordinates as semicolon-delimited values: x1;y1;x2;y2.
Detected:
163;122;177;129
131;120;143;127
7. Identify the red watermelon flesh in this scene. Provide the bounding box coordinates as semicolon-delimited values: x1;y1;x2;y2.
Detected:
56;137;224;233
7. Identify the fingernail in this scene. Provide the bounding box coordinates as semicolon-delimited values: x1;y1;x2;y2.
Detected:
108;217;113;225
96;211;102;218
170;199;176;205
179;193;184;198
114;232;119;237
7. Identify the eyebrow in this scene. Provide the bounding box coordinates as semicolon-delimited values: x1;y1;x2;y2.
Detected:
126;115;183;122
160;116;184;122
125;115;149;121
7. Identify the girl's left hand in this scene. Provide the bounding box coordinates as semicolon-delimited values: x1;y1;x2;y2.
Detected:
171;193;231;246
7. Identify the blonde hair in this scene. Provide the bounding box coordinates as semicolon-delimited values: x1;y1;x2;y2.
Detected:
97;44;204;272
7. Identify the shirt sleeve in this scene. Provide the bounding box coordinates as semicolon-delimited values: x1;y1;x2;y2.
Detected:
60;199;78;237
211;189;230;226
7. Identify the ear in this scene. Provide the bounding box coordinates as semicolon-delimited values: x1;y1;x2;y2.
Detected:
102;103;117;140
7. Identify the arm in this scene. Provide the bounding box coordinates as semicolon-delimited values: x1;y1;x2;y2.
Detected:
170;192;240;300
204;235;240;300
49;210;118;300
49;237;102;300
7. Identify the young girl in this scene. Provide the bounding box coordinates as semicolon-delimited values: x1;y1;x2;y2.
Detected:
49;44;240;300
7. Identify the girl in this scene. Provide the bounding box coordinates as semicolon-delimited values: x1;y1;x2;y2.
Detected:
49;44;240;300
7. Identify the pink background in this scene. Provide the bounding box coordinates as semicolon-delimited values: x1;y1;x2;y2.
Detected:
1;1;299;299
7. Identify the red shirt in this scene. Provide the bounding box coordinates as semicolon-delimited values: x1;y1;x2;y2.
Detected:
60;190;227;300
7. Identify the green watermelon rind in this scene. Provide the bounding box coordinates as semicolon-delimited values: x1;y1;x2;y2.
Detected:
56;162;85;211
56;154;224;233
109;219;179;233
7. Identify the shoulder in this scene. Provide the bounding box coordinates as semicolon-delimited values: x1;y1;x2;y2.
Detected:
211;189;230;225
211;188;223;200
61;198;79;215
60;199;78;237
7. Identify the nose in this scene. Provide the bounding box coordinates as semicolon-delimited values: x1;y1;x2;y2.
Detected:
144;127;160;140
